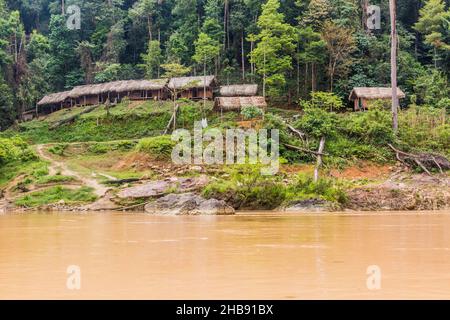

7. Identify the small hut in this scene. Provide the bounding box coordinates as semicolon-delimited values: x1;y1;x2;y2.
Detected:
219;84;258;97
349;87;406;111
214;96;267;112
37;91;72;115
168;75;216;100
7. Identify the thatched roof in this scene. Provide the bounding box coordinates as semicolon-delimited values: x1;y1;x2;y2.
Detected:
114;79;168;93
220;84;258;97
37;91;71;106
349;87;406;101
168;76;216;90
214;96;267;111
69;79;168;98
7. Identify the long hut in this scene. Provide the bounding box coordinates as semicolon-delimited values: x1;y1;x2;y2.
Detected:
69;79;168;106
219;84;258;97
37;91;72;115
214;96;267;112
168;76;216;100
349;87;406;111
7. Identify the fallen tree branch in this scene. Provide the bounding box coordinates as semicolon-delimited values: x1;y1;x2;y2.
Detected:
388;144;450;175
287;124;306;144
283;143;329;156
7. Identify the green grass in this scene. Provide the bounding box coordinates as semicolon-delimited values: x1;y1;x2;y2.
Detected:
0;160;48;188
136;135;175;160
14;186;97;207
35;175;76;185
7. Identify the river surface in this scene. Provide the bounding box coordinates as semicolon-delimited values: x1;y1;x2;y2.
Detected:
1;211;450;300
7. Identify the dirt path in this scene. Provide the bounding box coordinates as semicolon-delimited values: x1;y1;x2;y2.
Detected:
35;144;109;197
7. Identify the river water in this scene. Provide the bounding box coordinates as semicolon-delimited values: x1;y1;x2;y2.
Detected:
1;211;450;300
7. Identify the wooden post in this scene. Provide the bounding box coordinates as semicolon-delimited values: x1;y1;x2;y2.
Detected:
390;0;399;134
314;136;326;183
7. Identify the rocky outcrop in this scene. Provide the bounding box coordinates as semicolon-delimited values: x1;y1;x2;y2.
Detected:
144;193;235;215
346;174;450;211
117;176;209;199
281;199;334;212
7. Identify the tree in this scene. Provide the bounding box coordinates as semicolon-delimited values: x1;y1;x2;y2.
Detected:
193;32;220;111
129;0;158;41
300;91;345;112
141;40;162;78
161;62;191;130
390;0;399;134
249;0;296;97
321;21;356;92
296;106;337;181
298;26;326;93
414;0;450;68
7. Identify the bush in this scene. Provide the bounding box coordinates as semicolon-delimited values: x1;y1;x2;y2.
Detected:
136;135;176;160
241;106;264;120
300;92;345;112
0;137;36;166
15;186;97;207
203;165;286;210
340;108;394;145
286;174;348;204
48;143;68;156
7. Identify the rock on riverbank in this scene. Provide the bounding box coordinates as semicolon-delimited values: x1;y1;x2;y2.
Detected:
144;193;235;215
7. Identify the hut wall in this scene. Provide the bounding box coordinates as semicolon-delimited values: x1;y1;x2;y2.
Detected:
178;87;213;100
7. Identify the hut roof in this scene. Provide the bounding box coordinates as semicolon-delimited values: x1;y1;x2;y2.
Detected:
168;75;216;90
69;79;168;98
114;79;168;93
214;96;267;111
220;84;258;97
349;87;406;101
37;91;71;106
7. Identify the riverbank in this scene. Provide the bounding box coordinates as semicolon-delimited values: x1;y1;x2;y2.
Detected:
1;101;448;214
1;143;448;214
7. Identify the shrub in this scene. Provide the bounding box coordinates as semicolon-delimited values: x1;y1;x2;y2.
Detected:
340;108;394;145
203;165;286;210
136;135;176;160
48;143;68;156
241;106;264;120
0;137;35;166
286;174;348;204
15;186;97;207
300;92;345;112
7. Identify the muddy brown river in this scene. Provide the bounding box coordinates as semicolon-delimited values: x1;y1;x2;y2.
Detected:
1;211;450;299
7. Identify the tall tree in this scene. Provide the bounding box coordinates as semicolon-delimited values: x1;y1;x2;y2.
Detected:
321;21;356;92
390;0;399;133
414;0;450;68
250;0;296;97
193;32;220;111
141;40;162;78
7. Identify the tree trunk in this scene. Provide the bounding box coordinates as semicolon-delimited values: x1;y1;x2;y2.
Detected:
263;44;266;98
241;32;245;81
314;136;326;182
61;0;65;14
147;15;153;42
203;59;207;113
362;0;369;31
389;0;399;134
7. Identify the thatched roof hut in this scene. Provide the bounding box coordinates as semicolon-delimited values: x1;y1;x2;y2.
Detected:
219;84;258;97
113;79;168;93
168;76;216;90
69;79;168;98
349;87;406;101
37;91;72;106
214;96;267;111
